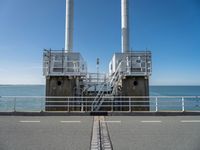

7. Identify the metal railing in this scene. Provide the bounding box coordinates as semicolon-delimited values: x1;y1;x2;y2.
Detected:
0;96;200;112
43;50;87;76
109;51;152;77
85;73;108;85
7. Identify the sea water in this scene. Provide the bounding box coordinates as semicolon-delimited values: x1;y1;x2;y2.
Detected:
150;86;200;111
0;85;44;112
0;85;200;111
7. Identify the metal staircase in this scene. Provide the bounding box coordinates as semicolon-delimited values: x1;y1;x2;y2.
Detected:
91;82;108;111
91;62;123;111
109;61;122;96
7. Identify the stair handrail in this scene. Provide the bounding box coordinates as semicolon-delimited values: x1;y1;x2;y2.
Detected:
91;82;107;111
109;61;122;87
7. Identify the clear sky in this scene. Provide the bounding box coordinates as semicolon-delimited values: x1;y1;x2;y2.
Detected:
0;0;200;85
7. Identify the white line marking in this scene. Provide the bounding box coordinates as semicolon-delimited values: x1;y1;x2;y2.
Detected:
141;121;162;123
20;121;40;123
102;121;121;123
60;121;81;123
181;120;200;123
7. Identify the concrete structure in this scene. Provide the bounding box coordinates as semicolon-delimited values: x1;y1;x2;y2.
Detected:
108;0;152;111
43;0;86;111
108;52;151;111
43;51;87;111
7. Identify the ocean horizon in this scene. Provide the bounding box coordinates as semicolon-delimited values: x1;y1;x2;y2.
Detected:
0;85;200;96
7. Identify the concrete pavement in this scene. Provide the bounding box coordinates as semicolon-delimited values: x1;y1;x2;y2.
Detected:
0;116;200;150
106;116;200;150
0;116;93;150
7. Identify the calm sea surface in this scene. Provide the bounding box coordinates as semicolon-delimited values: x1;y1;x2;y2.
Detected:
0;85;200;111
0;85;200;96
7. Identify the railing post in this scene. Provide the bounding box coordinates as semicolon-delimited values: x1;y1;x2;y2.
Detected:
129;97;131;112
40;98;43;112
111;98;113;112
91;100;93;112
68;98;70;112
155;97;158;112
102;97;104;111
85;98;88;112
13;97;16;112
182;97;185;112
81;97;83;112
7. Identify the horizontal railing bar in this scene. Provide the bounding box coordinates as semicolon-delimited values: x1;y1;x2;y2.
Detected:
1;100;198;103
158;101;182;103
36;104;200;107
1;95;200;113
0;110;194;113
1;96;200;98
46;105;151;107
45;101;151;103
155;105;182;107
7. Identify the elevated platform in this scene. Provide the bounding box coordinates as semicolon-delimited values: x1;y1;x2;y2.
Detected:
109;51;152;77
43;49;87;77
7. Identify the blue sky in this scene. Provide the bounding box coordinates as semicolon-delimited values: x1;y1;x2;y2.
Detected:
0;0;200;85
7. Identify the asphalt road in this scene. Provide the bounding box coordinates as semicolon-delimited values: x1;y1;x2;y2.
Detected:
106;116;200;150
0;116;93;150
0;116;200;150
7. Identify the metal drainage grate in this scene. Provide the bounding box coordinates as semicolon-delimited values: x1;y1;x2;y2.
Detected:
90;116;113;150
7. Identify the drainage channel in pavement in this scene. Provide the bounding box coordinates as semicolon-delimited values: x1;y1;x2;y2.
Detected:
90;116;113;150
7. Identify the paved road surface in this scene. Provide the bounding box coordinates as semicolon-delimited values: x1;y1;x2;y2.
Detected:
0;116;93;150
0;116;200;150
107;116;200;150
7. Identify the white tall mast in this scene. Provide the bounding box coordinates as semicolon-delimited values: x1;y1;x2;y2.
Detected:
65;0;74;52
121;0;130;53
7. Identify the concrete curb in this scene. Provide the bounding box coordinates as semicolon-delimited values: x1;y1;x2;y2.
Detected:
0;112;91;116
108;112;200;116
0;111;200;116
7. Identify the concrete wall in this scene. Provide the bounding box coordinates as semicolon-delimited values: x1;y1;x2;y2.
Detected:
45;76;81;111
46;76;76;96
121;76;149;111
121;76;149;96
45;76;149;112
